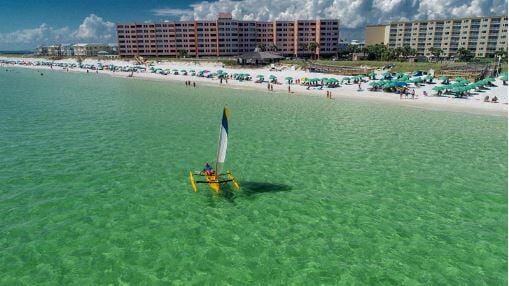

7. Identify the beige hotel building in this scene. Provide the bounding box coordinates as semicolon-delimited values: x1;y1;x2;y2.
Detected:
365;15;508;58
116;13;340;58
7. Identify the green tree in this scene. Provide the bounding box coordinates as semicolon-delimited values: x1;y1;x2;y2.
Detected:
256;43;266;52
456;48;474;62
429;47;443;60
268;43;278;52
401;45;416;60
363;44;388;61
495;48;508;61
307;41;320;59
178;49;188;58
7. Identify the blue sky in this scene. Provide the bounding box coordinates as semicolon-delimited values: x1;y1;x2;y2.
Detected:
0;0;506;50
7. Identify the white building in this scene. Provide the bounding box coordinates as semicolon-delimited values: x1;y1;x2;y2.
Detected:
73;43;113;57
365;15;508;58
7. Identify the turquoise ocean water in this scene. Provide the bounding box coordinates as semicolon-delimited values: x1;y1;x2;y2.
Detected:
0;68;507;284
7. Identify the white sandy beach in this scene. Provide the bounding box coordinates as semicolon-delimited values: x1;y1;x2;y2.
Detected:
2;56;507;116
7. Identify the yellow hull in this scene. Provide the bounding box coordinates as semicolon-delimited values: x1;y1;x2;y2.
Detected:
189;172;198;192
206;175;220;193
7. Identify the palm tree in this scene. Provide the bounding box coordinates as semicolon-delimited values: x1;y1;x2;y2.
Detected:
429;47;443;61
256;43;266;52
268;43;278;52
178;50;188;58
456;47;473;62
495;48;508;61
307;41;320;59
403;45;416;59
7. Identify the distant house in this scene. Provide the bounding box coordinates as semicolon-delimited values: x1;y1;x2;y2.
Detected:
73;43;113;57
36;46;48;56
35;44;74;57
97;50;119;60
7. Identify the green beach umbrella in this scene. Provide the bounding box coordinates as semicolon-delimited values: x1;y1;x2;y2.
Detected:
256;74;264;78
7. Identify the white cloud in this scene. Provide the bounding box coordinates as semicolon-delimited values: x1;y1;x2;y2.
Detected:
151;8;193;17
72;14;115;41
169;0;505;40
0;24;71;45
175;0;506;30
0;14;115;49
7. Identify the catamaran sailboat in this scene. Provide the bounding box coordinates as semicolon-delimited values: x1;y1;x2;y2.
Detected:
189;107;240;193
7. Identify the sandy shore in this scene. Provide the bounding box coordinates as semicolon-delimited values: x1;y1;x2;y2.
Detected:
2;57;507;117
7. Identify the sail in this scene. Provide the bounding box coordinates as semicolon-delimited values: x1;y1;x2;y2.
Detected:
215;107;229;174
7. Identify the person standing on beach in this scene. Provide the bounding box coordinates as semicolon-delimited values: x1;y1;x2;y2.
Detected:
193;82;196;88
267;83;270;91
288;86;291;93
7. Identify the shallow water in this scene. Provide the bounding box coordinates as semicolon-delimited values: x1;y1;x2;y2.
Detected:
1;68;507;284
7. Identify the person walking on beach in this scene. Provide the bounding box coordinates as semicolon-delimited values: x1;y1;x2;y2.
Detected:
267;83;270;91
270;84;274;91
288;86;291;93
193;82;196;88
411;89;415;99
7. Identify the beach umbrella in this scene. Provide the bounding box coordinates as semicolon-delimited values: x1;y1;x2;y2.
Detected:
256;74;264;78
500;74;508;81
432;86;445;91
394;81;407;87
269;74;276;79
485;77;495;82
321;77;329;81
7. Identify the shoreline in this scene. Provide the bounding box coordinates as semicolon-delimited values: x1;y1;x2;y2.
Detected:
3;58;507;117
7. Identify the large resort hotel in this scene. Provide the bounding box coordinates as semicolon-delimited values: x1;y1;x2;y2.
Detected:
116;13;339;58
365;15;508;58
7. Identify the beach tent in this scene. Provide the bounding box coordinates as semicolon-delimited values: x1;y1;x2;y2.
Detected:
326;78;339;87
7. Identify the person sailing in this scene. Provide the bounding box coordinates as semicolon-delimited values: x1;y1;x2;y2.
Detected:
202;162;215;176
